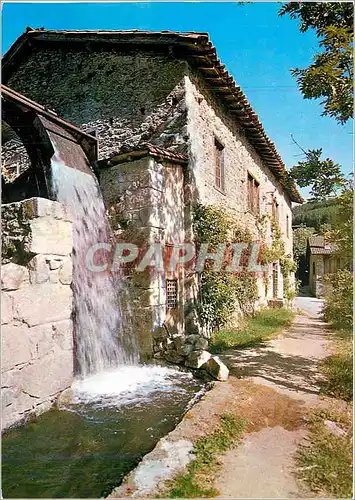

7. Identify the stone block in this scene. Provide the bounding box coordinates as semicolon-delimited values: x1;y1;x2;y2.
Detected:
1;263;28;290
204;356;229;381
1;324;32;372
12;283;72;327
164;351;185;364
20;349;73;399
27;218;72;256
28;255;50;284
186;334;200;345
185;350;211;369
59;258;72;285
177;343;194;357
194;337;209;350
1;293;13;325
28;197;71;221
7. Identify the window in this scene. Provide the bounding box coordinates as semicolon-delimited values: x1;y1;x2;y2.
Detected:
272;198;279;222
247;173;260;215
166;279;178;309
286;215;290;238
214;138;225;191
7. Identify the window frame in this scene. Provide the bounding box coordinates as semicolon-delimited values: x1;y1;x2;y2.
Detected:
214;137;225;192
247;172;260;216
166;278;178;310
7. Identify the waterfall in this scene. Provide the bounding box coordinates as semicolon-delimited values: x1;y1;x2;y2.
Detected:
50;152;139;376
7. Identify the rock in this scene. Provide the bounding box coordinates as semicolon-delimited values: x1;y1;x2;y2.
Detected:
59;259;72;285
48;258;63;270
12;283;72;327
1;324;32;371
153;326;168;340
177;343;194;357
185;350;211;369
1;263;27;290
204;356;229;381
29;255;50;284
194;337;209;350
164;351;185;364
173;335;185;351
324;420;346;437
27;218;72;256
186;334;200;345
1;293;13;325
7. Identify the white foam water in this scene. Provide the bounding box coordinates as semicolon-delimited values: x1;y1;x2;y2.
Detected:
71;366;194;408
51;152;139;376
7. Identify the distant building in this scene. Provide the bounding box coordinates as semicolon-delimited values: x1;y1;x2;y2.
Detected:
307;235;341;297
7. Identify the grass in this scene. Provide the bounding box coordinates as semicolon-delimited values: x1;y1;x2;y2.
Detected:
163;414;247;498
320;339;353;402
295;406;353;498
210;308;295;353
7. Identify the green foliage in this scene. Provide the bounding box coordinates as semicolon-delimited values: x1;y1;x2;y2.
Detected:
210;308;295;353
293;225;315;262
290;149;345;201
295;407;353;498
192;203;253;247
192;204;257;334
279;3;353;34
325;185;353;266
320;340;353;401
292;199;340;229
196;271;258;333
165;414;247;498
280;3;353;123
323;269;353;330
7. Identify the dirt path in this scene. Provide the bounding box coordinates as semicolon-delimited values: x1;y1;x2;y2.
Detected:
214;296;331;498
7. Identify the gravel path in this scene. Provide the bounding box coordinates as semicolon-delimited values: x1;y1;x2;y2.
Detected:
214;296;331;499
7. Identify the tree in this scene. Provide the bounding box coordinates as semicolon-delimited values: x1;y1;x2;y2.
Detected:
279;2;353;123
289;145;346;201
293;225;315;263
325;182;353;266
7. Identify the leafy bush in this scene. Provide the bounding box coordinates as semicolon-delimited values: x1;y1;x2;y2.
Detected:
320;340;353;401
197;271;258;334
323;269;353;330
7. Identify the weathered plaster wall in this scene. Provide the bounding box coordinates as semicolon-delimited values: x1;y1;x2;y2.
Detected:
1;197;74;430
185;73;293;301
310;254;325;298
6;49;188;160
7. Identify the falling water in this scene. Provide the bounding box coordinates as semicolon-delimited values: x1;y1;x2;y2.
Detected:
50;151;139;376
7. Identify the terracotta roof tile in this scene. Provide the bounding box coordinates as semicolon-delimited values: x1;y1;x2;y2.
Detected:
99;143;188;167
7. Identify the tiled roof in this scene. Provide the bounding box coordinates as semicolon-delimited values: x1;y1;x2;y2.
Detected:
309;235;326;247
308;234;335;255
310;247;334;255
98;143;188;167
3;29;303;203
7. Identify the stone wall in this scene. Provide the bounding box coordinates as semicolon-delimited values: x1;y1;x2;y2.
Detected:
6;49;188;161
100;155;186;361
185;73;294;302
1;197;74;430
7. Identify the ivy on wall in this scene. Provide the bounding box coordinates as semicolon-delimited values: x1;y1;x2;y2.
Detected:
192;203;258;335
257;214;297;301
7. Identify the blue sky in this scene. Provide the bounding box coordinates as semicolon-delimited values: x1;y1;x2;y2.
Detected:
2;2;353;199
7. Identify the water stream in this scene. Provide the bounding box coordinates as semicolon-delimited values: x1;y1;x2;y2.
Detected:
51;153;139;375
2;367;205;498
2;152;204;498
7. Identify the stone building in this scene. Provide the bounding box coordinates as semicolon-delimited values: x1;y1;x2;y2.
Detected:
307;235;340;298
2;29;302;367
